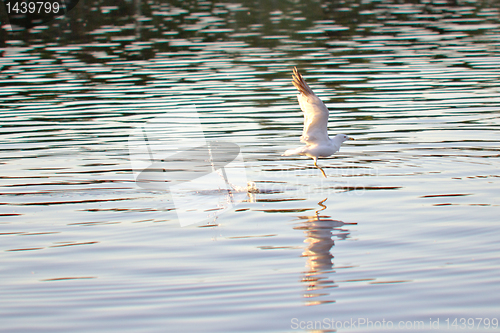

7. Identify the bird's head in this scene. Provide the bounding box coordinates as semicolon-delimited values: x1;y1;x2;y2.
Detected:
334;134;355;143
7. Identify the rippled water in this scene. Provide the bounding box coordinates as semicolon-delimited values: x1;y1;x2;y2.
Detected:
1;0;500;332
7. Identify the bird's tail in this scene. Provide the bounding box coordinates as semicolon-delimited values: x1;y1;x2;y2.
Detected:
282;146;305;156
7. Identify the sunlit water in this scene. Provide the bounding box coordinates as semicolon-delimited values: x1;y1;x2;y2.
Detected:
1;0;500;332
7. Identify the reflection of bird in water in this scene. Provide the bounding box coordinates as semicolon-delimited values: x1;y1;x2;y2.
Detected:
294;198;356;306
283;67;354;178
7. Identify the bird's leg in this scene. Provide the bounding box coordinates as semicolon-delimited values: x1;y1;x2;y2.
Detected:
313;157;327;178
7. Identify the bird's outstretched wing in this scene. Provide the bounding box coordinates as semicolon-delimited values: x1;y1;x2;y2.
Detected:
292;67;330;145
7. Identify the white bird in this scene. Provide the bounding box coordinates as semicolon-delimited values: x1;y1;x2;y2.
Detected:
282;67;354;178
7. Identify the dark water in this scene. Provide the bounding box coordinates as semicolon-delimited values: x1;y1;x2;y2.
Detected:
1;0;500;332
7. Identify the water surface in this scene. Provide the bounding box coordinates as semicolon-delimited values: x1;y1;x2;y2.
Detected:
1;0;500;332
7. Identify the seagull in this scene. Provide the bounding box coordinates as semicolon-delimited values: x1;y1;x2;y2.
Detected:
282;67;354;178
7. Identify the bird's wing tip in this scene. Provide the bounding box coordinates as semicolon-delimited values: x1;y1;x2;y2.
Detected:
292;67;315;97
292;66;301;79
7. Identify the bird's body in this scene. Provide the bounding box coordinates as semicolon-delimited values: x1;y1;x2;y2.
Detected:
283;67;353;177
283;135;343;158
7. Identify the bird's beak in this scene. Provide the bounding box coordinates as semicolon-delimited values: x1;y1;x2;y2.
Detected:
348;137;355;141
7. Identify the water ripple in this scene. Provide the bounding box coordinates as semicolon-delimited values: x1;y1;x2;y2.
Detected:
2;0;500;331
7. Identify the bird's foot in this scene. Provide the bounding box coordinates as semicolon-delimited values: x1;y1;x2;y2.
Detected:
318;167;327;178
313;160;327;178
